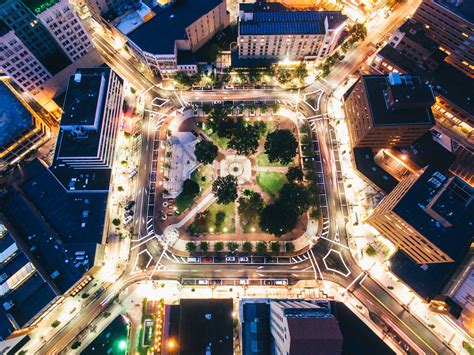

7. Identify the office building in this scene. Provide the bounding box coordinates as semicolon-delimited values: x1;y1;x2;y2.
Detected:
343;73;435;148
0;80;52;171
412;0;474;78
0;0;98;108
238;2;347;61
371;19;447;76
270;300;343;355
367;167;473;264
126;0;229;78
162;299;233;354
50;67;123;190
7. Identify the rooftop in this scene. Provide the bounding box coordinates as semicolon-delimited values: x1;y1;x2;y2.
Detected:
434;0;474;23
239;3;346;36
22;0;60;14
353;147;398;194
127;0;224;55
0;159;106;294
393;167;473;261
60;70;107;128
431;62;474;117
177;299;233;355
176;50;196;65
0;82;33;147
449;146;473;186
242;302;271;355
397;19;444;56
363;74;435;126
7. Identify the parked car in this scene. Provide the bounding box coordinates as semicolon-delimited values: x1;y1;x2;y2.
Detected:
275;280;287;286
202;257;213;263
239;279;249;285
187;257;200;263
239;257;250;263
197;279;209;285
225;256;236;262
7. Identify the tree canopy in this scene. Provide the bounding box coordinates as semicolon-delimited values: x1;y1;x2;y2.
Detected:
212;175;238;205
238;190;264;226
207;105;234;138
264;129;298;165
286;166;304;183
195;140;218;164
182;178;200;197
228;119;265;156
259;201;299;236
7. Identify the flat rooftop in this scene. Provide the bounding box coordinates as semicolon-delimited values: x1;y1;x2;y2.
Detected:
363;75;435;126
432;62;474;118
60;71;106;128
0;83;33;147
177;299;233;355
393;167;473;261
239;3;346;35
242;302;271;355
127;0;224;55
434;0;474;23
22;0;60;14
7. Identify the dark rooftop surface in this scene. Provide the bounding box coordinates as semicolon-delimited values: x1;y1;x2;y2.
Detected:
239;3;346;35
434;0;474;23
391;251;463;299
178;299;233;355
0;160;106;294
353;147;398;193
449;146;474;186
0;83;33;147
363;75;435;126
22;0;60;14
431;62;474;117
393;167;473;260
396;132;456;171
242;302;271;355
176;50;196;65
60;72;105;128
397;20;444;56
127;0;224;55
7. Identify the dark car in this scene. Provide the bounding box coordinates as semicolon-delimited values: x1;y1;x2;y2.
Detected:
191;129;199;137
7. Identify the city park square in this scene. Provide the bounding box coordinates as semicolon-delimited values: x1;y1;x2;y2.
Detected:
155;103;322;256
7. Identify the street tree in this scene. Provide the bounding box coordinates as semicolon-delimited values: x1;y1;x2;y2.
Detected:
212;175;238;205
270;241;281;255
200;241;209;253
259;202;299;236
276;66;292;84
186;242;196;254
286;166;304;183
295;62;308;83
182;179;200;197
214;241;224;252
195;140;218;164
264;129;298;165
242;241;253;253
207;105;234;138
256;241;268;255
227;241;239;253
285;242;295;254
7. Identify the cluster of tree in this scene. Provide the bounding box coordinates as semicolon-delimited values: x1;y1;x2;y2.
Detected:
238;190;265;229
264;129;298;165
207;105;266;156
186;240;295;255
212;175;238;205
276;63;308;85
259;169;320;236
195;140;218;164
175;72;202;87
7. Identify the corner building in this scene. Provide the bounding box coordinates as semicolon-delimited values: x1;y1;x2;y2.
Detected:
343;73;435;148
238;2;347;61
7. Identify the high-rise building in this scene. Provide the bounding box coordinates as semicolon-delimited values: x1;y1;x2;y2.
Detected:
270;300;343;355
238;2;347;61
126;0;229;78
50;67;123;181
367;167;474;264
413;0;474;78
0;0;96;105
343;73;435;148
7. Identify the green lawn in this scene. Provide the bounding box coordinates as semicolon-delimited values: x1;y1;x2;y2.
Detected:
191;165;213;191
201;125;229;149
256;172;287;198
175;192;195;214
256;152;286;167
207;202;235;233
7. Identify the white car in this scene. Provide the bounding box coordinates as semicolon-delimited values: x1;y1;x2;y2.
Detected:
187;257;200;263
225;256;236;262
197;279;209;285
239;257;249;262
275;280;287;286
239;279;249;285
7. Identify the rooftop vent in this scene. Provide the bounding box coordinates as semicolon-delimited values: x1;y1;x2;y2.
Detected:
388;72;402;86
74;73;81;83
